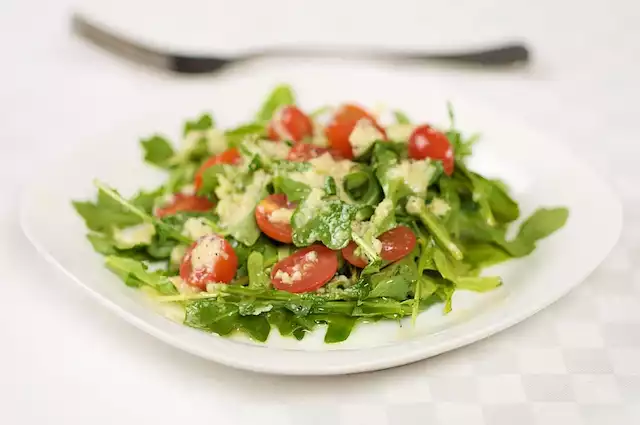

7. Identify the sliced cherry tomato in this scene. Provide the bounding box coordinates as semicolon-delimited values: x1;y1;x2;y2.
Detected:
287;143;329;161
271;245;338;293
180;234;238;290
194;148;242;191
255;194;297;243
342;226;417;268
325;104;386;159
408;125;454;175
267;105;314;142
155;193;214;217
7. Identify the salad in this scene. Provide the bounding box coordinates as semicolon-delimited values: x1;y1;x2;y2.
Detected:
73;85;568;343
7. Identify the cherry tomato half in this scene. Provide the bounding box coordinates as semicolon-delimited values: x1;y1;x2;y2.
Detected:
255;194;297;243
155;193;214;218
267;105;314;142
194;147;242;191
180;234;238;290
342;226;417;268
325;104;386;159
408;125;454;175
271;245;338;293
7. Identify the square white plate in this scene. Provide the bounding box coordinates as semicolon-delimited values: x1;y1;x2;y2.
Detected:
20;62;622;375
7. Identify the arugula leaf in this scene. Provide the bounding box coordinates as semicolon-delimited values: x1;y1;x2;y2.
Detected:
247;252;271;289
216;171;270;246
436;281;456;313
130;188;163;214
105;256;177;294
406;196;464;261
456;276;502;292
321;315;357;343
225;123;266;147
517;207;569;245
272;176;311;202
343;166;383;206
231;235;279;278
236;315;271;342
184;300;239;336
463;243;511;269
393;110;411;124
445;103;477;162
433;248;502;293
196;163;229;196
367;256;417;300
87;232;118;255
73;194;142;234
256;85;295;122
267;309;312;340
482;177;520;224
184;113;214;135
91;181;193;245
291;189;359;249
351;197;397;276
140;135;175;168
458;207;567;258
373;142;437;200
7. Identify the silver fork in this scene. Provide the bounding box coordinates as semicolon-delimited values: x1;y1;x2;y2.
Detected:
72;14;530;74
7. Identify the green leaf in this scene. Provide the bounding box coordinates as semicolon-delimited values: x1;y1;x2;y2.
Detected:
463;243;511;269
433;249;458;282
517;207;569;246
374;142;436;200
445;103;477;162
225;123;266;147
461;207;568;258
140;135;175;168
184;300;238;336
247;252;271;289
231;235;279;278
291;190;359;249
130;188;163;214
437;282;456;314
272;176;311;202
237;315;271;342
196;163;228;196
322;315;357;343
105;256;177;294
343;166;383;206
456;276;502;292
184;113;214;135
367;257;417;300
86;232;117;255
483;178;520;223
216;171;270;246
256;85;295;122
393;110;411;124
267;309;312;340
324;176;337;196
406;197;464;261
73;195;142;235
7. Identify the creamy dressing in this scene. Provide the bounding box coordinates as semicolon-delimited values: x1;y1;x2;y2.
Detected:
113;223;156;249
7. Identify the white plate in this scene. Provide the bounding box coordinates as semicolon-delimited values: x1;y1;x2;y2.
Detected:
20;62;622;375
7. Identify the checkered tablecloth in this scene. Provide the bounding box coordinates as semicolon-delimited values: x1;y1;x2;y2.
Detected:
223;217;640;423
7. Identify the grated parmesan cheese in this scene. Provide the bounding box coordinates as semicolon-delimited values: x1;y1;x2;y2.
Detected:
190;235;228;273
349;118;384;157
182;217;214;240
269;207;294;224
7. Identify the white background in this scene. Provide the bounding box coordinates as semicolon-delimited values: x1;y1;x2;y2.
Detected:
1;0;640;423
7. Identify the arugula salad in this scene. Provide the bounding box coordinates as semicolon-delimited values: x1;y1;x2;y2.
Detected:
74;85;568;343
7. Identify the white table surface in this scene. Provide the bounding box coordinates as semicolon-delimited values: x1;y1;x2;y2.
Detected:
1;0;640;424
